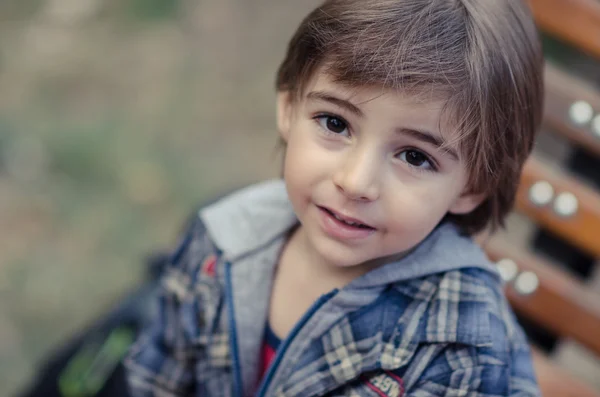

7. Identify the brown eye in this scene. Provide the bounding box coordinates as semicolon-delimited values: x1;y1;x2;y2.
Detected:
315;115;349;136
325;116;347;134
398;149;435;171
405;150;427;166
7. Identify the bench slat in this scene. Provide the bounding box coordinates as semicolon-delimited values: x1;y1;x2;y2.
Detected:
484;235;600;356
544;64;600;156
516;157;600;258
532;348;600;397
529;0;600;59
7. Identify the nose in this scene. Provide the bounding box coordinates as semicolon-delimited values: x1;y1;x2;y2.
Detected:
332;147;380;201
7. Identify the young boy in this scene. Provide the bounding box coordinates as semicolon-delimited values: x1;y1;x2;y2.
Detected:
124;0;544;396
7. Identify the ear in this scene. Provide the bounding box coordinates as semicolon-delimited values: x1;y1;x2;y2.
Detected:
276;90;293;142
448;191;487;215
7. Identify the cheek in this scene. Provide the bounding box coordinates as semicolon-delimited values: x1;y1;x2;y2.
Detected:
282;127;323;211
283;135;311;188
383;180;461;231
283;125;332;182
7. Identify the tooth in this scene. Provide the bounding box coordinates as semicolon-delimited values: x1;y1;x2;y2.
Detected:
332;212;362;227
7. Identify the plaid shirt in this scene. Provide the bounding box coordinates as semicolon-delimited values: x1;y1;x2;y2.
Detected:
124;181;540;397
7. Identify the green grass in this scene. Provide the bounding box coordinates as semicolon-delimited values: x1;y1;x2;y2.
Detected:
126;0;181;20
0;0;43;21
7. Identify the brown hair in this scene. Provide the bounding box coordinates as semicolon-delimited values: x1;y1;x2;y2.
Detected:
275;0;544;235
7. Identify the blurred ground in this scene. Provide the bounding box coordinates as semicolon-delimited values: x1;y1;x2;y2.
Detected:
0;0;321;394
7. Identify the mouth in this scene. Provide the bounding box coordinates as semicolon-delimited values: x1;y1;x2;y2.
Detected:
318;206;376;230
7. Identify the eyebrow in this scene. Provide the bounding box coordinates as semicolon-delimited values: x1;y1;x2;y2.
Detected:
397;128;460;161
306;91;364;117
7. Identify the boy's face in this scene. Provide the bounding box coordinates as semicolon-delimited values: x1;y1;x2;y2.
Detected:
277;71;484;269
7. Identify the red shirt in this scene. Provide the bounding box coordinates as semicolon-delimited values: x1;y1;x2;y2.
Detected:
259;324;281;380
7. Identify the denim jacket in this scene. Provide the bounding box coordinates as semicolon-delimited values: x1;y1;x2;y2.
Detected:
124;180;540;397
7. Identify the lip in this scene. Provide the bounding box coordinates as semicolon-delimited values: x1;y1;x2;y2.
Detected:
316;205;377;241
319;206;375;229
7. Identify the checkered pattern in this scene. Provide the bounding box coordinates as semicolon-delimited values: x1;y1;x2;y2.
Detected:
323;318;363;382
124;218;540;397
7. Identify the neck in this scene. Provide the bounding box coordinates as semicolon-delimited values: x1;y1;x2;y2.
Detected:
286;225;408;290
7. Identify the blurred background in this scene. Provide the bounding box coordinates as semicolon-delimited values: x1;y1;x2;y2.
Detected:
0;0;323;395
1;0;600;396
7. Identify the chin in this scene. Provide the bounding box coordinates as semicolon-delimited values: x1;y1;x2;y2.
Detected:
325;254;364;268
311;236;371;268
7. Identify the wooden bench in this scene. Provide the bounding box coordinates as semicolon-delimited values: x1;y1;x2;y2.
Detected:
484;1;600;394
480;230;600;396
485;237;600;357
517;156;600;259
529;0;600;59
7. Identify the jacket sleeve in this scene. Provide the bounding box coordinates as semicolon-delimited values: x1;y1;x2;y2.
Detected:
123;219;209;397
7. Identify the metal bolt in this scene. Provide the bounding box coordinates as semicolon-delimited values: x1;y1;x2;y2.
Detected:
528;181;554;207
592;114;600;138
569;101;594;125
514;271;539;296
553;192;578;217
496;258;519;283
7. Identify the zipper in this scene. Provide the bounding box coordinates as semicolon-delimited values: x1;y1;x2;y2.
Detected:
224;261;243;397
255;288;339;397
